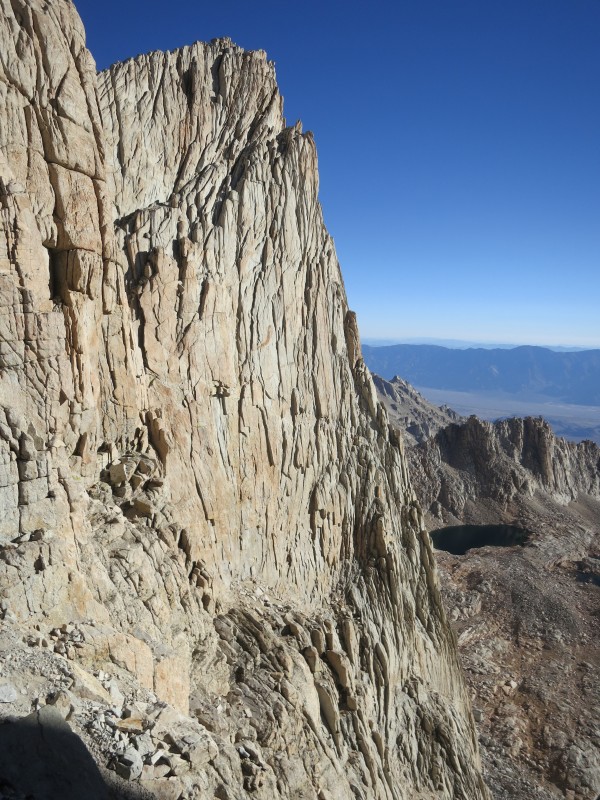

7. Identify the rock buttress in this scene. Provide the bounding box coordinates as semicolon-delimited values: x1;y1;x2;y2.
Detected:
0;3;488;797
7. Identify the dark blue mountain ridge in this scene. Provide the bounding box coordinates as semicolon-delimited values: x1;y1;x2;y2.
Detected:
362;344;600;406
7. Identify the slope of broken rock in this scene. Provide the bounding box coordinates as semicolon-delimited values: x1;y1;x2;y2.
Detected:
374;374;463;446
374;379;600;799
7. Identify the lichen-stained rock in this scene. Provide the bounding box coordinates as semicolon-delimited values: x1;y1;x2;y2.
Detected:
0;2;489;797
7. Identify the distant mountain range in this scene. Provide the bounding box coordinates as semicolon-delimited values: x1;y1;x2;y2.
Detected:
362;344;600;406
362;338;590;351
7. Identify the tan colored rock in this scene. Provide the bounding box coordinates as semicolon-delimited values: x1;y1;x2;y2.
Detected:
68;662;111;704
325;649;352;690
0;2;489;798
140;778;183;800
108;633;154;692
154;651;191;715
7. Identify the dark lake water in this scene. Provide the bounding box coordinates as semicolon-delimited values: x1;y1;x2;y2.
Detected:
430;524;530;556
576;571;600;587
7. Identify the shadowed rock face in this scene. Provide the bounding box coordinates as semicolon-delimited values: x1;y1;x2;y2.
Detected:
0;2;487;798
410;415;600;520
0;707;106;799
0;707;113;800
0;705;155;799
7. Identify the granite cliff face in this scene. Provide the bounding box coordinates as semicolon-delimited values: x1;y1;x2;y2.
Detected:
0;2;487;797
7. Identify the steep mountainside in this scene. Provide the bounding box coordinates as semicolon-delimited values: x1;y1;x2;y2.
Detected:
410;415;600;521
373;375;463;446
363;344;600;406
0;2;487;798
376;378;600;799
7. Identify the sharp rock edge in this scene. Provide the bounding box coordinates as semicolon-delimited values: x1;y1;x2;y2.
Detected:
0;1;488;797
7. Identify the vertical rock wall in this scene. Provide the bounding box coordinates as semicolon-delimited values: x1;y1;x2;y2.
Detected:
0;0;140;541
0;2;488;797
98;41;422;601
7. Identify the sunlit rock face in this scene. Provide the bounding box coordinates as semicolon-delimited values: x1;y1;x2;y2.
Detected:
0;2;488;796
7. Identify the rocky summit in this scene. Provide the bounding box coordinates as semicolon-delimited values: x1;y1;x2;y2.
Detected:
0;2;488;798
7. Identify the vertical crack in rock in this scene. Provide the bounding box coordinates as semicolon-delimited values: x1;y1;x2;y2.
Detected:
0;2;490;797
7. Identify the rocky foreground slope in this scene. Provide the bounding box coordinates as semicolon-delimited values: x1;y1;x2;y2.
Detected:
0;2;488;797
381;383;600;799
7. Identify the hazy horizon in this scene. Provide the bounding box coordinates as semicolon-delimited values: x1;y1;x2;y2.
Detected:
362;337;598;352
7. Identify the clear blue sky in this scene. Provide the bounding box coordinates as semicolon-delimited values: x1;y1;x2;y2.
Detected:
76;0;600;349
